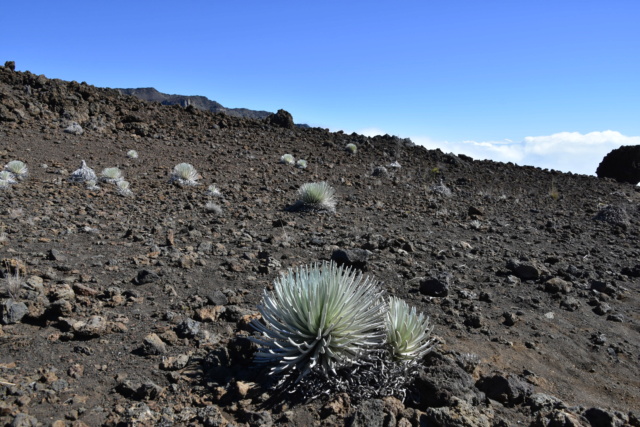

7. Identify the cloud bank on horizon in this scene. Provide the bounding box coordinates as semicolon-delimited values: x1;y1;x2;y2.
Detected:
356;129;639;177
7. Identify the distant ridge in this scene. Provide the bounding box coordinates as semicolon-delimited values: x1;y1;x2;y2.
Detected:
117;87;272;120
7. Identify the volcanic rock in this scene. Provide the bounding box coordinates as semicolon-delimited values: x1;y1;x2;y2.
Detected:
596;145;640;184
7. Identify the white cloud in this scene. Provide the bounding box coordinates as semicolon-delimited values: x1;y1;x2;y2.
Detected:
411;131;640;176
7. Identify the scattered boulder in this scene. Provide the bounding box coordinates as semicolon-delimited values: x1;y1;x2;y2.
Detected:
264;109;294;129
331;248;370;271
594;205;630;229
418;274;451;297
596;145;640;184
475;372;532;406
63;121;84;135
0;299;28;324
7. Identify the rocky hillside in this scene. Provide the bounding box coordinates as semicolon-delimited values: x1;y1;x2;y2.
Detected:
117;87;272;120
0;61;639;426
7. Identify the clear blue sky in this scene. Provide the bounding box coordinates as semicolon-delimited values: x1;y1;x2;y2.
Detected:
3;1;639;175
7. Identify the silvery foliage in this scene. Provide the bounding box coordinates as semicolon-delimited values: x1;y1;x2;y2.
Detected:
85;180;100;191
295;159;307;169
100;167;124;184
251;262;386;381
386;296;435;363
388;161;402;169
69;160;97;183
0;171;17;185
170;163;200;186
295;181;336;212
251;262;436;400
116;180;133;197
345;143;357;154
206;184;222;197
280;154;295;165
0;179;11;190
205;201;222;215
4;161;28;180
126;150;139;159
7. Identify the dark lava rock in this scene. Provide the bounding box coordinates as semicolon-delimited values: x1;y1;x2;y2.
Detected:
596;145;640;184
265;109;294;129
506;259;545;281
175;318;201;338
583;407;629;427
347;399;387;427
475;372;532;406
594;205;630;229
135;269;160;285
418;274;451;297
206;290;228;306
142;333;167;355
331;248;370;271
414;353;486;408
1;299;28;324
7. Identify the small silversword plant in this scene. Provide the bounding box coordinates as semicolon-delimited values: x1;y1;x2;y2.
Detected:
345;143;357;154
0;171;17;184
295;159;308;169
170;163;200;186
295;181;336;212
100;167;124;183
116;180;133;197
206;184;222;197
385;296;435;363
280;154;295;165
4;161;28;180
126;150;139;159
70;160;97;183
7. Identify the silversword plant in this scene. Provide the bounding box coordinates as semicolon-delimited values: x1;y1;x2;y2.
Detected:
126;150;139;159
116;180;133;197
0;171;17;185
280;154;295;165
69;160;97;183
294;181;336;212
170;163;200;186
385;296;435;363
206;184;222;197
251;262;386;379
295;159;308;169
345;143;357;154
4;160;28;180
100;167;124;183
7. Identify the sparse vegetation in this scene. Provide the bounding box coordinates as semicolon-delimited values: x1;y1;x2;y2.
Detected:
295;159;307;169
550;179;560;200
280;154;295;165
85;180;100;191
2;265;24;300
126;149;139;159
294;181;336;212
385;296;435;362
4;160;28;180
345;143;357;154
0;171;16;184
170;163;200;186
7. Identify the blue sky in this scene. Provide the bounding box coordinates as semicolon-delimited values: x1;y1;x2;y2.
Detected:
3;1;639;175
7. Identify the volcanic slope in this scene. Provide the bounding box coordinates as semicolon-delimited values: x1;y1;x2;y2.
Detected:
0;63;639;426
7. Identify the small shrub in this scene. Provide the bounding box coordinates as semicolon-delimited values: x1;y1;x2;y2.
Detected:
345;143;357;154
170;163;200;186
294;181;336;212
126;150;139;159
69;160;97;183
295;159;307;169
4;160;28;180
100;167;123;183
2;267;24;300
116;180;133;197
280;154;295;165
206;184;222;197
0;180;11;190
549;180;559;200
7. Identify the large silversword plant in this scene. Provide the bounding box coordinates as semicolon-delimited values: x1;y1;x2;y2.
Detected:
250;261;436;398
251;262;386;378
